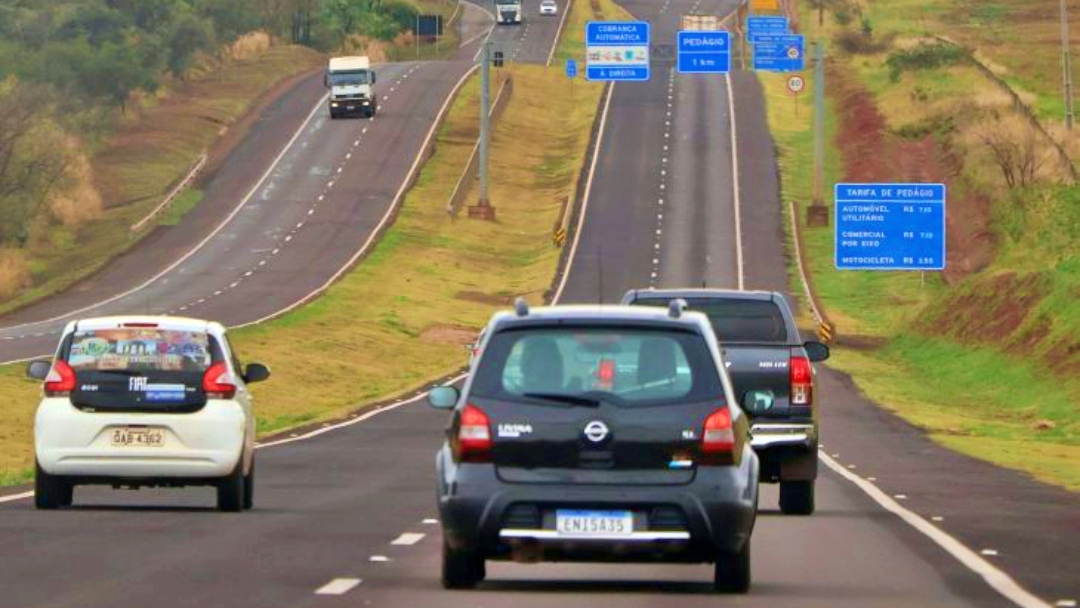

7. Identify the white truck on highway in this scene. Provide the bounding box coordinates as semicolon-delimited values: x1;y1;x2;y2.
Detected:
495;0;523;24
325;56;377;119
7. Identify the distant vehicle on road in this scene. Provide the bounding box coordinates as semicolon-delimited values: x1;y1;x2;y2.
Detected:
27;316;270;512
623;289;829;515
326;56;378;119
495;0;523;24
428;300;759;592
539;0;558;15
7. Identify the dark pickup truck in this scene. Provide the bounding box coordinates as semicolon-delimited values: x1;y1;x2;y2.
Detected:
622;289;829;515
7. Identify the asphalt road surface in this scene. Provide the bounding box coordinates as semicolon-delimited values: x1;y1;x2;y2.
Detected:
1;1;1077;607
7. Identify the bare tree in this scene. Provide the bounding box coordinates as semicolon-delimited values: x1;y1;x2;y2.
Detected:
978;115;1047;189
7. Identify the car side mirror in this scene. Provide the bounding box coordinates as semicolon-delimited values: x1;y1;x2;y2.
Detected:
742;389;776;414
803;341;830;363
243;363;271;384
323;72;330;88
428;386;459;410
371;72;377;84
27;360;51;380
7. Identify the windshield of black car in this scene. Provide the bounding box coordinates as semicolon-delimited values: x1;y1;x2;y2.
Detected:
495;0;519;5
635;298;789;343
469;326;723;407
329;70;370;86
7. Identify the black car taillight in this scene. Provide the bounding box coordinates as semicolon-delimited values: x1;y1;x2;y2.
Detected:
455;404;493;463
699;407;735;465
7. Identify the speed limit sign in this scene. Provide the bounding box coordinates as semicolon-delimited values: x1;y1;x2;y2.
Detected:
787;74;805;95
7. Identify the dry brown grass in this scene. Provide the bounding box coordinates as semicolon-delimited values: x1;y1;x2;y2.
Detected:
0;250;31;301
342;35;393;62
228;32;273;61
47;138;103;228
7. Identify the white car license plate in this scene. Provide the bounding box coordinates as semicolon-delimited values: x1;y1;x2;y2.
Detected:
111;427;165;448
555;510;633;537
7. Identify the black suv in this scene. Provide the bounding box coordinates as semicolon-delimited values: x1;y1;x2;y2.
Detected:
428;300;759;592
623;289;829;515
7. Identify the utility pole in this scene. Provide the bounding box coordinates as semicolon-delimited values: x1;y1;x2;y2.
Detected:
469;41;496;219
807;40;829;227
1061;0;1074;128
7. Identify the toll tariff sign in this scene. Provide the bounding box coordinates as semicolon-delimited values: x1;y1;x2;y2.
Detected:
834;183;946;271
677;31;731;73
586;21;650;81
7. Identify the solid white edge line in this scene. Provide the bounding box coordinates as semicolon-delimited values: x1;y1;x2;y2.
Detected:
0;491;33;504
724;72;745;291
0;89;330;335
551;83;615;304
545;0;572;67
469;0;498;62
254;373;468;449
391;533;425;545
232;64;480;330
314;578;362;595
819;452;1050;608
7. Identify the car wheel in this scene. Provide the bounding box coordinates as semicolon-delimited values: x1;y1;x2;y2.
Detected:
217;461;245;512
779;480;815;515
441;541;485;589
243;458;255;510
34;461;72;510
714;539;751;593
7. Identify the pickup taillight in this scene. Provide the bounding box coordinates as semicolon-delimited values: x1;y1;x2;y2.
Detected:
790;356;813;406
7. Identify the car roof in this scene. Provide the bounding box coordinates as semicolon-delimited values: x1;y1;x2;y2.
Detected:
625;288;778;302
487;304;713;333
66;316;223;334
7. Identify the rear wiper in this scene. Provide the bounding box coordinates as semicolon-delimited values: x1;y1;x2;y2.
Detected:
521;392;601;407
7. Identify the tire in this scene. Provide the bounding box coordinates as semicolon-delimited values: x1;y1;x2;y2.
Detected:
35;461;72;510
779;480;815;515
441;541;485;589
217;461;245;512
242;458;255;510
714;539;751;593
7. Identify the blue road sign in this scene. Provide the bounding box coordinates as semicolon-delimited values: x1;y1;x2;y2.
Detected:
677;31;731;73
747;15;789;42
566;58;578;78
752;33;805;72
585;21;650;81
835;183;947;271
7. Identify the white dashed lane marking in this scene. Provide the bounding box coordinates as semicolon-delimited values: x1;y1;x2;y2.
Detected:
391;533;425;546
314;578;362;595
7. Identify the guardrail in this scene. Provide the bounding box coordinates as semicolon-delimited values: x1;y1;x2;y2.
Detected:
789;200;836;344
446;75;515;216
129;153;208;233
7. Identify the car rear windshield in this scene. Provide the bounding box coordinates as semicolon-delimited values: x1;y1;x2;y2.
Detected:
470;326;723;407
65;328;215;372
636;298;789;343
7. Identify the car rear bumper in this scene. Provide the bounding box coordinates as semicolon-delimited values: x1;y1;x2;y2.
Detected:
437;448;758;561
750;422;816;450
35;398;247;480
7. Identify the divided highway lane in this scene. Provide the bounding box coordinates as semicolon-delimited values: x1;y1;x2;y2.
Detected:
463;0;569;65
0;1;506;363
0;60;467;361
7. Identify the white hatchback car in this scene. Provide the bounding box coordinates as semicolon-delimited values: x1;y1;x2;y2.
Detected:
539;0;558;15
26;316;270;511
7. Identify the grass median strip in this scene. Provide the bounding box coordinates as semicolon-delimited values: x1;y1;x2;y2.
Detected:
0;62;606;483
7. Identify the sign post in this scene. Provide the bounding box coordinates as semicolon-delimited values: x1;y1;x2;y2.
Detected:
566;58;577;97
585;21;651;82
787;73;804;116
834;183;946;271
677;30;731;73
